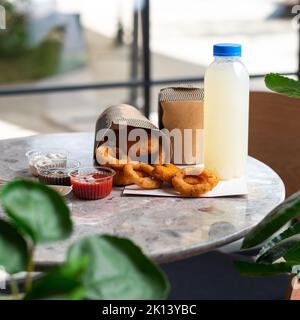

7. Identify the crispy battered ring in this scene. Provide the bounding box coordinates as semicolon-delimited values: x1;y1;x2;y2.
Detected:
128;134;159;162
183;175;202;185
152;163;179;184
113;169;146;186
150;143;166;165
140;135;159;156
123;163;162;189
172;168;219;197
96;145;130;170
113;170;133;186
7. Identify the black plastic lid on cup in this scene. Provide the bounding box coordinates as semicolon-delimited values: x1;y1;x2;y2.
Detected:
213;43;242;57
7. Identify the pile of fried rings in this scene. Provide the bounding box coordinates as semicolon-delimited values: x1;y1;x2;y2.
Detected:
96;145;219;197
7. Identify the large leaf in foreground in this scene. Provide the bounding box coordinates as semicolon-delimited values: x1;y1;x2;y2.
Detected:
257;234;300;263
283;241;300;264
242;191;300;249
234;260;293;276
257;221;300;262
1;180;72;244
263;221;300;248
25;257;87;300
67;235;170;300
265;73;300;98
0;219;28;274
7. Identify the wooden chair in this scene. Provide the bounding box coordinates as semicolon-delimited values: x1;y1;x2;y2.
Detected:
249;91;300;197
249;91;300;300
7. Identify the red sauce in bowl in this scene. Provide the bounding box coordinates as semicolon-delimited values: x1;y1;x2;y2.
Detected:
70;168;115;200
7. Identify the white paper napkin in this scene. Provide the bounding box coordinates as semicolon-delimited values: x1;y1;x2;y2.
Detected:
123;176;248;198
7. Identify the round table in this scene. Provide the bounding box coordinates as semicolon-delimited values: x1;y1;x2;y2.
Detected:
0;133;285;265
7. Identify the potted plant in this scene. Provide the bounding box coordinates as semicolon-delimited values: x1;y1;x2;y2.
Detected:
0;179;169;299
235;73;300;299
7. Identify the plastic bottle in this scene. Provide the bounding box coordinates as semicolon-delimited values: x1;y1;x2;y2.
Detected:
204;43;249;180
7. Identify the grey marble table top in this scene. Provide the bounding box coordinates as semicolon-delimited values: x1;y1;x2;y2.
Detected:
0;132;285;265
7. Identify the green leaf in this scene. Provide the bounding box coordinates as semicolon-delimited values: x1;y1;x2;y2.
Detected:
257;221;300;262
0;219;28;274
67;235;170;300
0;179;72;244
283;241;300;263
25;257;88;300
265;73;300;98
242;191;300;249
257;234;300;263
268;221;300;246
234;260;293;276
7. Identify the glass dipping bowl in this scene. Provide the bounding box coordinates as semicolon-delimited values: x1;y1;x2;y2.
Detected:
26;149;69;176
36;159;80;186
69;167;115;200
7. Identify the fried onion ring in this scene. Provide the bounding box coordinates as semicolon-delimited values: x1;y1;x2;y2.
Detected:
128;135;159;163
96;146;130;170
151;163;179;184
172;168;219;197
140;135;159;156
123;163;162;189
113;169;146;186
150;142;167;165
183;175;202;185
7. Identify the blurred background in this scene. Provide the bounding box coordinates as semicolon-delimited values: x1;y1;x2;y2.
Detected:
0;0;299;139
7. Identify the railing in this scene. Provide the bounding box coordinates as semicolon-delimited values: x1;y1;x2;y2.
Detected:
0;0;298;118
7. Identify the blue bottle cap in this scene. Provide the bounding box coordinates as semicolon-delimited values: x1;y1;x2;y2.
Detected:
213;43;241;57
